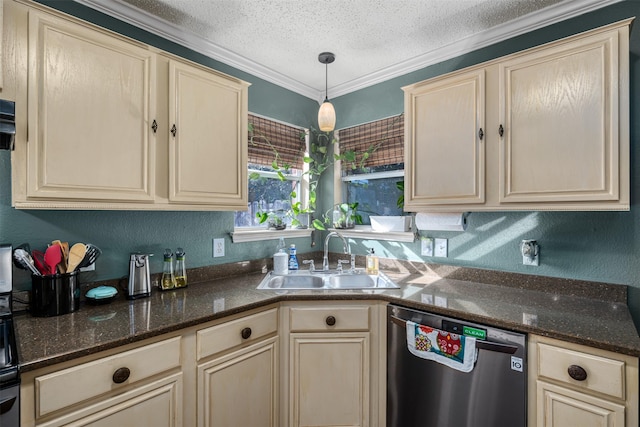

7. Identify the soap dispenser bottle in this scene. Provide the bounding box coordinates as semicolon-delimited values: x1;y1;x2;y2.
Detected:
273;238;288;275
366;248;379;275
288;244;299;270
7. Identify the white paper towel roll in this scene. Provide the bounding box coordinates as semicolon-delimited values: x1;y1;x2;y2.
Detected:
415;212;468;231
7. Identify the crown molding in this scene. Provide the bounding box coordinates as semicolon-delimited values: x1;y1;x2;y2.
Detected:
329;0;623;98
75;0;621;102
73;0;319;99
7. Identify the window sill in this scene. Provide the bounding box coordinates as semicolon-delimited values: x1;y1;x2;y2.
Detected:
231;227;313;243
329;226;415;242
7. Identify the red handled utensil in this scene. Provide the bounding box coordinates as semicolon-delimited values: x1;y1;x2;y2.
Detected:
44;245;63;275
32;250;48;275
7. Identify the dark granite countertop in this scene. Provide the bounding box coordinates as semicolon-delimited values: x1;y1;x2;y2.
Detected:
14;258;640;372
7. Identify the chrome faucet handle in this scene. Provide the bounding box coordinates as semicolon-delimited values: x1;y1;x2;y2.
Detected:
302;259;315;272
337;259;350;272
350;254;356;272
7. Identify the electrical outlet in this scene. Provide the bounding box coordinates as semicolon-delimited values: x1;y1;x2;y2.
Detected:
434;238;448;257
421;237;434;256
213;238;225;257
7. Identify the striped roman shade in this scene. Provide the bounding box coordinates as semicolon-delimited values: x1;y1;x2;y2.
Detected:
248;114;306;170
338;114;404;172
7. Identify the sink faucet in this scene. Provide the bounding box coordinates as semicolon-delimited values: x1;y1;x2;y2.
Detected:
323;231;350;271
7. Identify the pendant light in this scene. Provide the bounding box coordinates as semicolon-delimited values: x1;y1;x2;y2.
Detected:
317;52;336;132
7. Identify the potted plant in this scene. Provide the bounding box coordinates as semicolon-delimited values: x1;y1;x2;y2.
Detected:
255;210;287;230
322;202;363;229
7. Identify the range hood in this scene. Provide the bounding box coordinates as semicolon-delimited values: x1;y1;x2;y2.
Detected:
0;99;15;151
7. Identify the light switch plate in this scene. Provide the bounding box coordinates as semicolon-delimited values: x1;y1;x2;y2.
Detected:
421;237;434;256
434;238;448;257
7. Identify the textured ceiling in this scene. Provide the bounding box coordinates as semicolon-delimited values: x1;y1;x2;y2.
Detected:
78;0;619;100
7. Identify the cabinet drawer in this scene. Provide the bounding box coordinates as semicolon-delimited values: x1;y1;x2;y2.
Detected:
197;308;278;360
35;337;181;417
289;306;370;332
537;342;626;399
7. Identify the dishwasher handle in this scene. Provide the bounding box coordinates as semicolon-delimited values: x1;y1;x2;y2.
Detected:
390;314;519;355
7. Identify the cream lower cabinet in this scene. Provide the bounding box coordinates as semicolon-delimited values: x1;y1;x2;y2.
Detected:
528;334;639;427
20;337;183;427
196;307;279;427
281;302;386;427
403;19;630;212
7;1;249;210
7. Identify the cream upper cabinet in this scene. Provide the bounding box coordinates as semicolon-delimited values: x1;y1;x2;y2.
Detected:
404;68;485;208
499;25;628;206
8;2;249;210
0;0;4;89
168;59;248;208
528;334;639;427
25;9;156;203
403;19;631;212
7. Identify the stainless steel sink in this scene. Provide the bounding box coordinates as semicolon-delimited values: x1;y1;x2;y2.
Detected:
263;274;324;289
256;269;400;290
329;274;387;288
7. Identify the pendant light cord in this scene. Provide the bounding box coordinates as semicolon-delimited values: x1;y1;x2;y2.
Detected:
325;62;329;101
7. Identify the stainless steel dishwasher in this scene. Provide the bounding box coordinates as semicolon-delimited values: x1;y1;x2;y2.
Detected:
387;304;527;427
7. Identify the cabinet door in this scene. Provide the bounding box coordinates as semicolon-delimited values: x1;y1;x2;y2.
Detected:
0;0;4;89
27;10;156;202
168;60;248;209
499;27;624;204
289;332;370;427
537;381;625;427
404;68;485;209
198;337;278;427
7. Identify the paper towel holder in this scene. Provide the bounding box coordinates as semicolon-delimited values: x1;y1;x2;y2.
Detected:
415;212;470;232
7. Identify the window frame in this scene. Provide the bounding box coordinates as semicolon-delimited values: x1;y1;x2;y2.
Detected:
232;114;312;242
332;116;414;242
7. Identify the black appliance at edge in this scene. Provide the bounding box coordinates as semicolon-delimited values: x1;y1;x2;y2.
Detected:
0;244;20;426
0;100;16;151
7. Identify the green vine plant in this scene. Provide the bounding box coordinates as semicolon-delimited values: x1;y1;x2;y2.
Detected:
396;180;404;209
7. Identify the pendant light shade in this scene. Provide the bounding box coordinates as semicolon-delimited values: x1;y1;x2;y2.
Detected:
318;98;336;132
318;52;336;132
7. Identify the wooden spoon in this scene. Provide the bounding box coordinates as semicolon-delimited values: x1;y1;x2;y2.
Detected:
67;243;87;273
44;245;63;275
60;242;69;272
51;240;69;273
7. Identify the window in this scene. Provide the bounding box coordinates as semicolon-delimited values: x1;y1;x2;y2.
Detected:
336;114;404;223
234;114;308;229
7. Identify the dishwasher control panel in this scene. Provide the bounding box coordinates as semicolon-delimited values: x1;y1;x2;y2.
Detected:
441;319;487;340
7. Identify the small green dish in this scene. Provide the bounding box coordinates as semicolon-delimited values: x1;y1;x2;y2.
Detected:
85;285;118;305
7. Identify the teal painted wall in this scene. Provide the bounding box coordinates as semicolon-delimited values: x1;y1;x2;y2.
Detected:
331;1;640;323
3;1;319;291
6;0;640;329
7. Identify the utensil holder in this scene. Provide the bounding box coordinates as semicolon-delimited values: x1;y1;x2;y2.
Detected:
31;271;80;317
